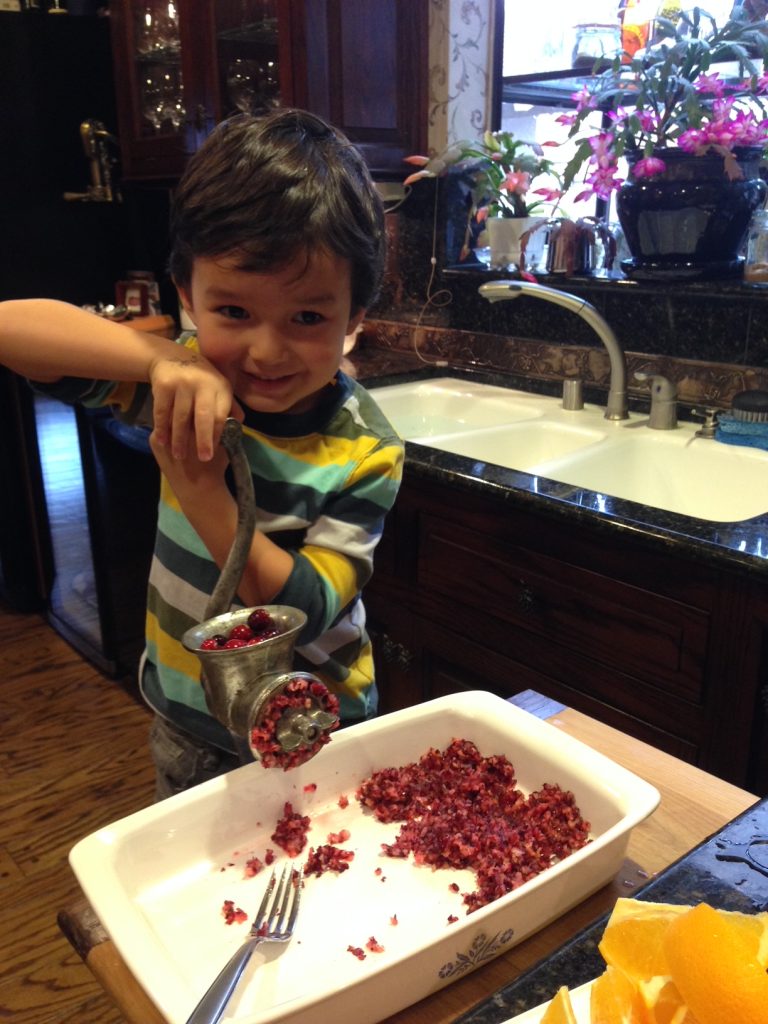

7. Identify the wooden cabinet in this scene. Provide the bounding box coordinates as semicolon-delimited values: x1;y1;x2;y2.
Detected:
290;0;428;181
367;472;768;790
109;0;427;181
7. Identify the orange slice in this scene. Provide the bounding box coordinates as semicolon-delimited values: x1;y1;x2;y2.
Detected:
636;976;694;1024
599;897;768;981
589;965;647;1023
662;901;768;1024
539;984;577;1023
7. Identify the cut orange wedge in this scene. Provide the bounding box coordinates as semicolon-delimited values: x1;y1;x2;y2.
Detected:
590;965;647;1023
662;902;768;1024
636;976;694;1024
599;897;768;982
539;984;577;1023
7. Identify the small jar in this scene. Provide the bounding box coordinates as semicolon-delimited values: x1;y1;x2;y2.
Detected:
572;23;622;66
744;209;768;283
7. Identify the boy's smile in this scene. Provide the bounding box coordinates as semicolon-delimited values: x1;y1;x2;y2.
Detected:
177;249;364;417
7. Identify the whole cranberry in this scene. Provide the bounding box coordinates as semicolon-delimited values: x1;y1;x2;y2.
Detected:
200;637;220;650
247;608;275;634
228;624;254;642
223;638;247;649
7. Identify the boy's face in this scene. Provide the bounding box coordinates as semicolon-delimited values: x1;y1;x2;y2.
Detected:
176;248;364;416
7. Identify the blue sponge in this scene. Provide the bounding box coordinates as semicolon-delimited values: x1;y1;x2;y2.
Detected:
715;413;768;451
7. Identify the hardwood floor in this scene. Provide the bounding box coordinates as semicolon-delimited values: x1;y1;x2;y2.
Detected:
0;603;156;1023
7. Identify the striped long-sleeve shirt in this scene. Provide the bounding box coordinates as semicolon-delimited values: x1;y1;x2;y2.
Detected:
36;350;404;751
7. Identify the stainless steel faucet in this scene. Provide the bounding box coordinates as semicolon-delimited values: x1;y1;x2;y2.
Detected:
478;280;629;421
634;372;678;430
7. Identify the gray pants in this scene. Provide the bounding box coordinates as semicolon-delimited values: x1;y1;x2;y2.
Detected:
149;714;247;801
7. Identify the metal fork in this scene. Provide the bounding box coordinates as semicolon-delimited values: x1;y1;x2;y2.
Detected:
185;864;302;1024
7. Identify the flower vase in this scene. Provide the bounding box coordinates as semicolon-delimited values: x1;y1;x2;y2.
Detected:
486;216;545;270
616;147;767;280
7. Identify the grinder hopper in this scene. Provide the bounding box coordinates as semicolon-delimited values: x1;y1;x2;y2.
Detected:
181;419;338;764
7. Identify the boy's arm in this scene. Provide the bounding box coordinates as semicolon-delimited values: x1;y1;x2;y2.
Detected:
151;430;403;618
0;298;234;461
150;436;294;605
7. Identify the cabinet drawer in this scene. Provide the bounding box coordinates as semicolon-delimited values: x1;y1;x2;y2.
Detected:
416;513;710;703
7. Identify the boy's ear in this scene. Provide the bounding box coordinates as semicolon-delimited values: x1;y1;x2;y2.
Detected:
346;307;366;336
174;279;196;325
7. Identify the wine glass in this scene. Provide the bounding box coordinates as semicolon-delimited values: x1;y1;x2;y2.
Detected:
161;68;186;131
227;59;259;113
140;69;166;132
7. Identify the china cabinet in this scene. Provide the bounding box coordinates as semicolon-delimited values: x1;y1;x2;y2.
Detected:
109;0;427;181
109;0;289;179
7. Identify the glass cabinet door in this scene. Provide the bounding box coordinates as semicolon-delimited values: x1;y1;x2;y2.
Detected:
134;1;185;139
110;0;286;179
211;1;282;120
110;0;190;178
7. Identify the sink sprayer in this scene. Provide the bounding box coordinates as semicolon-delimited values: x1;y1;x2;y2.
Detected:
180;419;338;766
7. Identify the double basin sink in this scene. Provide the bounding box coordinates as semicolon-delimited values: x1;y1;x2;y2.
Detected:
369;377;768;524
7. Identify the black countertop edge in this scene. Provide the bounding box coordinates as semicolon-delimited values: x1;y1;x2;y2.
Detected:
454;795;768;1024
353;360;768;581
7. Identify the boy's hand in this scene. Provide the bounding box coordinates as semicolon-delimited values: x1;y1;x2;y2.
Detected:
149;429;231;510
149;351;239;461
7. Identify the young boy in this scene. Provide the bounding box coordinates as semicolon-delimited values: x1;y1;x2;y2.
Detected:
0;109;404;797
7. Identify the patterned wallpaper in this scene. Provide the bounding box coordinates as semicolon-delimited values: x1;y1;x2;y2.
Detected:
427;0;495;155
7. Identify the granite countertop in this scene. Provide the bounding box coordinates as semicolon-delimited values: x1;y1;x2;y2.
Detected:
348;344;768;582
454;796;768;1023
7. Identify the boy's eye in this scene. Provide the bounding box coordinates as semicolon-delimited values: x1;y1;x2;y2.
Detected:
293;310;324;326
218;305;249;320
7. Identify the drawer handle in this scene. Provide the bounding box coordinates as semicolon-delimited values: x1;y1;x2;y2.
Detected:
517;584;536;613
380;634;413;671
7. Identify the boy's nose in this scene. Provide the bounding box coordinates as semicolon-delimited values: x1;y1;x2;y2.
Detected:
246;326;287;364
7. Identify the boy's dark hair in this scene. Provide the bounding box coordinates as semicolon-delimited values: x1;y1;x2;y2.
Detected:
169;108;386;312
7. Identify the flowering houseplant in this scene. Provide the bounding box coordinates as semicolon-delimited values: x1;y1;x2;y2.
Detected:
561;7;768;200
404;130;563;220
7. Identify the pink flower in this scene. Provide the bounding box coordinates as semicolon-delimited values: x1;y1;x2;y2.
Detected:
694;73;725;97
636;110;658;134
571;86;596;112
531;186;563;202
583;164;624;200
632;156;667;178
588;133;617;169
502;170;531;195
403;169;433;186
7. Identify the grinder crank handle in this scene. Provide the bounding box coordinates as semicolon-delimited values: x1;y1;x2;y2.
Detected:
203;419;256;621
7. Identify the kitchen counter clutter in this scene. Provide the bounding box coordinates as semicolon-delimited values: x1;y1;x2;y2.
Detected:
58;691;758;1024
347;344;768;793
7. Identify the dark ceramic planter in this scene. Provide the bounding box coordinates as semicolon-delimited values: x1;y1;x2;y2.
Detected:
616;147;767;280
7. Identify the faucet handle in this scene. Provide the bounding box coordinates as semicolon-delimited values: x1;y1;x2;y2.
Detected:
635;372;678;430
634;371;677;400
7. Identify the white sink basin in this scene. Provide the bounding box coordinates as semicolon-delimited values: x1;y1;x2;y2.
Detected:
541;429;768;523
370;377;768;523
369;378;547;437
422;420;608;468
